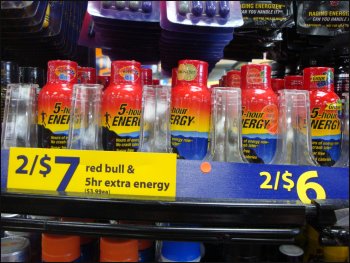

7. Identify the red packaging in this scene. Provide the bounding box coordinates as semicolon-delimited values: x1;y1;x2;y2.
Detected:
38;60;78;148
97;75;110;90
284;75;303;90
272;78;284;94
226;70;241;88
303;67;342;166
241;64;278;164
171;68;178;88
101;60;142;151
170;60;210;160
152;79;160;85
77;66;96;84
141;68;153;85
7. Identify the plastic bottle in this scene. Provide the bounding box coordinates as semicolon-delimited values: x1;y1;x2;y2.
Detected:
285;75;303;90
141;68;153;85
272;78;284;94
226;70;241;88
240;64;279;164
100;237;138;262
77;66;96;84
304;67;342;166
37;60;78;148
160;241;202;262
170;59;211;160
101;60;142;151
42;234;81;262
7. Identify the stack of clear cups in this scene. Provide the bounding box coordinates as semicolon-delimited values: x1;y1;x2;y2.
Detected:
271;89;318;166
139;85;172;153
205;87;246;163
1;84;38;149
67;84;104;150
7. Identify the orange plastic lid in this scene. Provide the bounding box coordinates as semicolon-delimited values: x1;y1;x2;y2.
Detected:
100;238;138;262
42;234;80;262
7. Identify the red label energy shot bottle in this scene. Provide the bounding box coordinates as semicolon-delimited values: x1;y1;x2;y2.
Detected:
226;70;241;88
38;60;78;148
141;68;153;85
241;64;278;163
285;75;303;90
77;66;96;84
304;67;342;166
101;60;142;151
170;60;211;160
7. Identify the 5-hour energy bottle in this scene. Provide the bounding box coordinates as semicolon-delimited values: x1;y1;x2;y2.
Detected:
304;67;342;166
170;60;211;160
101;60;142;151
38;60;78;148
241;64;278;164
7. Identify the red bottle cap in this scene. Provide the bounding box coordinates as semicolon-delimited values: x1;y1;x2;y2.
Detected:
77;66;96;84
303;67;334;91
241;64;272;90
272;78;284;93
171;68;178;88
285;75;303;90
177;60;208;86
152;79;160;85
97;75;110;90
141;68;153;85
226;70;241;87
100;238;138;262
111;60;141;85
42;234;80;262
47;60;78;84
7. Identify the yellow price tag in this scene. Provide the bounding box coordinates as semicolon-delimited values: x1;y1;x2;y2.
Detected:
7;148;177;199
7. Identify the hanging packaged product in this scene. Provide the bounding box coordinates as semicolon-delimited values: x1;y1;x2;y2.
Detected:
239;1;294;28
240;64;278;164
226;70;241;88
77;66;96;84
37;60;78;148
101;60;142;151
296;1;349;36
170;59;211;160
304;67;342;166
284;75;303;90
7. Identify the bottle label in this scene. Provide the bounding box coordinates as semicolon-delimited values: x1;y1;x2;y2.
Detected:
170;101;210;160
310;100;342;166
309;69;334;89
101;100;141;151
38;98;71;148
227;74;241;87
242;104;278;163
177;63;198;81
117;66;140;82
247;67;268;84
54;65;76;82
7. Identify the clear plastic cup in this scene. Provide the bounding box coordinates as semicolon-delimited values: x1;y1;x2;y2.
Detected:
67;84;103;150
205;87;246;163
271;89;318;166
1;83;38;149
139;85;172;153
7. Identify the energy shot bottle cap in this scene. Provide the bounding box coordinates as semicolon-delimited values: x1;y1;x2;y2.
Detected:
111;60;141;85
241;64;272;90
177;60;208;86
285;75;303;90
47;60;78;84
303;67;334;91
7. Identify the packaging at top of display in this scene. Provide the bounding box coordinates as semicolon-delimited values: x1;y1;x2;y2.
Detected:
226;70;241;88
284;75;303;90
37;60;78;149
239;1;294;28
170;59;211;160
41;234;81;262
88;1;160;22
271;78;284;94
240;64;278;164
100;237;139;262
303;67;342;166
1;236;31;263
159;241;202;262
77;66;96;84
296;1;349;36
101;60;142;152
166;1;243;27
141;67;153;85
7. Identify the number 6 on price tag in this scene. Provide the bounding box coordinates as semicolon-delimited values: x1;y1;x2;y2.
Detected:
296;171;326;204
